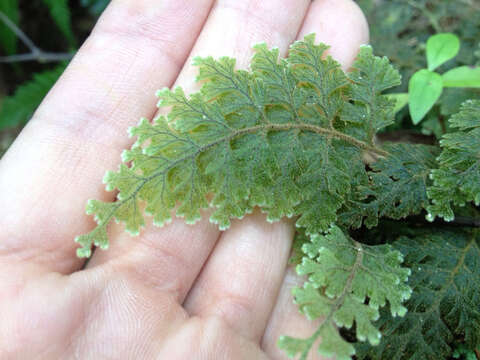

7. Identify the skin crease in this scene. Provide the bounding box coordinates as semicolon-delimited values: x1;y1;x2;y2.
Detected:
0;0;368;359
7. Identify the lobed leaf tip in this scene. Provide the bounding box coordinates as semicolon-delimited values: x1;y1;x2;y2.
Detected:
76;247;91;258
120;149;130;162
155;87;169;98
153;217;172;227
125;228;141;237
85;199;96;213
252;41;268;49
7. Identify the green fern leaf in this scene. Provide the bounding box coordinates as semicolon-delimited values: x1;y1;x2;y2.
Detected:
76;35;400;256
427;100;480;221
356;229;480;360
339;143;438;229
41;0;75;46
278;226;411;360
74;36;399;253
0;63;66;130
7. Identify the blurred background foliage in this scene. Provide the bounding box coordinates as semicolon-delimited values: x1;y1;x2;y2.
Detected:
357;0;480;138
0;0;108;157
0;0;479;158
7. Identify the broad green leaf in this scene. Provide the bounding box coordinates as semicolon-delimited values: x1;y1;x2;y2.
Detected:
442;66;480;88
279;226;411;360
41;0;75;46
356;229;480;360
0;63;66;130
427;100;480;221
0;0;18;54
386;93;409;113
408;69;443;124
426;33;460;71
76;35;399;256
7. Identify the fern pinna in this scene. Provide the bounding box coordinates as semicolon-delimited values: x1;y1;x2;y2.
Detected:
76;35;480;359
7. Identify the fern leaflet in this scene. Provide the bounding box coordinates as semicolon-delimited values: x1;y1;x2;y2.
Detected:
356;229;480;360
427;100;480;221
278;226;411;360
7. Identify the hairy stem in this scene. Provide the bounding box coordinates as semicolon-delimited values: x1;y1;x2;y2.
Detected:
232;122;389;157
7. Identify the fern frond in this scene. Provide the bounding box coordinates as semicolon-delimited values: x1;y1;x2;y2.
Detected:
278;226;411;360
76;35;400;257
427;100;480;221
356;229;480;360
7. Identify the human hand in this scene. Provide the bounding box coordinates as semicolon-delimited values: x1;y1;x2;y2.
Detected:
0;0;368;358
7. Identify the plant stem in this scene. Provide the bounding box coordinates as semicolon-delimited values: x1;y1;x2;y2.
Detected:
0;52;73;63
0;11;74;63
233;123;390;157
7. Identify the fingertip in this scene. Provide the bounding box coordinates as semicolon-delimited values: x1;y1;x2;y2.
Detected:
298;0;369;69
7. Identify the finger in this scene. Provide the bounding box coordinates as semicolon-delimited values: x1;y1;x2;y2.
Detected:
0;0;214;275
184;212;295;342
297;0;369;71
87;0;311;306
262;1;369;358
261;269;323;360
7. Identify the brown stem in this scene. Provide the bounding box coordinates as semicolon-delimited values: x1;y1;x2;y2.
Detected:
233;122;389;157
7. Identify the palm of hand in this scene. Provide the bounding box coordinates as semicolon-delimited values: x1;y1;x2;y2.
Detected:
0;0;368;359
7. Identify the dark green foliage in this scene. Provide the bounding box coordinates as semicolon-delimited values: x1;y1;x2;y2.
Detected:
356;229;480;360
0;0;79;130
452;344;479;360
40;0;75;46
0;0;18;54
0;63;66;130
427;100;480;221
339;143;438;229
